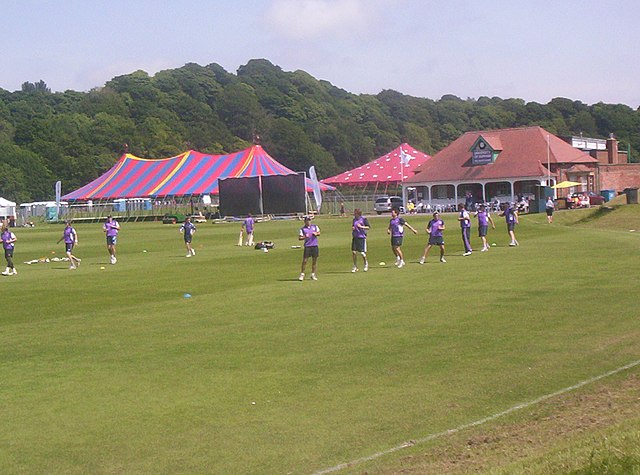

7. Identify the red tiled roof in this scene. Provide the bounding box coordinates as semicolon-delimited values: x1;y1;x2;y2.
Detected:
321;143;431;186
477;134;503;151
405;126;597;184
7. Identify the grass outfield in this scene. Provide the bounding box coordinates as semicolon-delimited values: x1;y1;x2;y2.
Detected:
1;206;639;474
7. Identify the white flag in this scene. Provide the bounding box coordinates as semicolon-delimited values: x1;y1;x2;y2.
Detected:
55;180;61;204
400;149;412;167
308;166;322;211
55;180;62;217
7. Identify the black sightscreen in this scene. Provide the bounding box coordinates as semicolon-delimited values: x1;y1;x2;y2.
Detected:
219;177;261;216
262;173;306;214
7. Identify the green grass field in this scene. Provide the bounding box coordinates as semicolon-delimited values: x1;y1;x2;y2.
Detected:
1;205;639;474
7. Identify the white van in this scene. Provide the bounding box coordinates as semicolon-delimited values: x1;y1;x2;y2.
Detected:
374;196;404;214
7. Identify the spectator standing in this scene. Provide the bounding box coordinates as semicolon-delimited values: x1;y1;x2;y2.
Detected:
458;204;473;256
545;196;555;224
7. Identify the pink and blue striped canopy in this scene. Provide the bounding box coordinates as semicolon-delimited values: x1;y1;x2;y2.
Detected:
62;145;334;200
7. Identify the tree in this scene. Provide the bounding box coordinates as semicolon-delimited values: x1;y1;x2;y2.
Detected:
20;80;51;94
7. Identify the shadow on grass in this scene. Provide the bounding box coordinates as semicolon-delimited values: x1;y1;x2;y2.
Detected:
574;205;618;225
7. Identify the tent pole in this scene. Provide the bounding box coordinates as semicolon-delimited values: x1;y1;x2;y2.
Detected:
259;176;264;216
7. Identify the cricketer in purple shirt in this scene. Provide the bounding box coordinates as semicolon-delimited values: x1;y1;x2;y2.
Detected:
420;211;446;264
387;207;417;268
351;208;370;272
2;229;16;250
62;225;77;244
298;216;320;281
103;216;120;264
475;205;495;251
352;215;369;239
500;204;519;246
1;227;17;275
104;217;120;237
427;217;445;238
243;216;255;234
300;222;320;247
58;221;81;269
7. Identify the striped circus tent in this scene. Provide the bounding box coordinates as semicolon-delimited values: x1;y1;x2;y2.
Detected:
62;145;334;200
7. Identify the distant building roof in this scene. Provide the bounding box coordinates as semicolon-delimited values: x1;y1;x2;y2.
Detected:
405;126;597;184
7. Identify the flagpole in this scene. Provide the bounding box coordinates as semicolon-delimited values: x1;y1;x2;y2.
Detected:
547;134;551;192
400;147;405;205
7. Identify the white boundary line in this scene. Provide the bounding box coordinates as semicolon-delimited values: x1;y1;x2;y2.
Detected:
313;359;640;475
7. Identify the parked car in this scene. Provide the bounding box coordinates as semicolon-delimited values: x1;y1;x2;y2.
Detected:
570;191;605;206
162;213;186;224
374;196;404;214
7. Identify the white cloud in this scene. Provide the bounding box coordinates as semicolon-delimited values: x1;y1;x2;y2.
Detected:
266;0;375;40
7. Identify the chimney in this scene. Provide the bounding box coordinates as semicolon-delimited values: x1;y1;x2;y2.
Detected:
606;133;618;164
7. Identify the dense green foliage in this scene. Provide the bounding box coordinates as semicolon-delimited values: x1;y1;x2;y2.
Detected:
2;59;640;200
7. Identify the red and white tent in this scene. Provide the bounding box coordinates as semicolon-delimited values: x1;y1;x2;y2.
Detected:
321;143;431;188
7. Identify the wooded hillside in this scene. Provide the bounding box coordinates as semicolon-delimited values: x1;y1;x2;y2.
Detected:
1;59;638;201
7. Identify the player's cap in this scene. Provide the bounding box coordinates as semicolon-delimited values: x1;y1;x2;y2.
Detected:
303;215;312;221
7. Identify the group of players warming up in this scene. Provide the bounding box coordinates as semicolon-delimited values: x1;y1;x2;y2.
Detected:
2;203;519;280
296;202;519;281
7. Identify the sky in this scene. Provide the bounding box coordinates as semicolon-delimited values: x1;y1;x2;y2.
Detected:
2;0;639;107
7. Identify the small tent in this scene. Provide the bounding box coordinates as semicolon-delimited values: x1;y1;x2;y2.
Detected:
0;197;17;222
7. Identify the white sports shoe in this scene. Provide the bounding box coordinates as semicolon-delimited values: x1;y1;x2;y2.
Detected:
398;260;405;268
440;257;447;263
11;268;18;275
463;251;472;256
1;268;10;276
311;273;318;281
481;247;488;252
298;273;304;281
186;254;191;258
69;265;76;270
363;263;368;272
419;257;425;265
191;249;196;255
351;266;358;273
